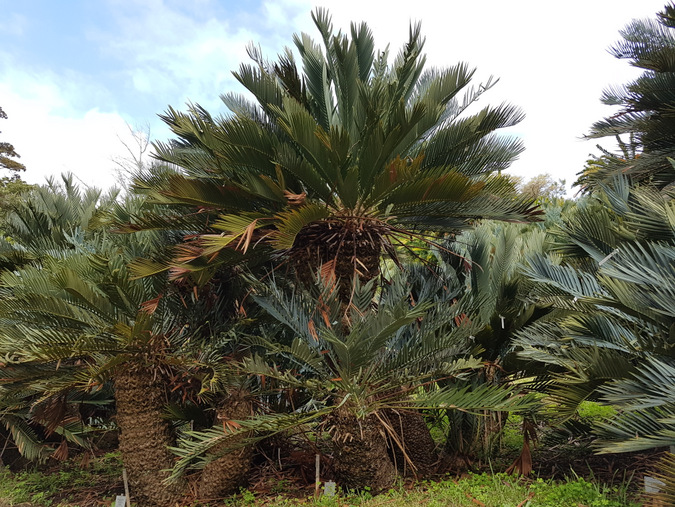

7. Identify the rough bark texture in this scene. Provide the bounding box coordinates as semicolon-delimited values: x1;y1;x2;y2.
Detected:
199;392;253;500
291;219;384;302
386;409;438;478
332;410;396;493
115;366;184;507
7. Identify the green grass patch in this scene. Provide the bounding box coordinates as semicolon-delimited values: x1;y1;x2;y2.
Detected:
222;473;640;507
0;452;123;506
0;458;640;506
577;401;617;422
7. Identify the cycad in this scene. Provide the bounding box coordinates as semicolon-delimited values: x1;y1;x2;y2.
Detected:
0;248;188;506
0;176;117;463
414;220;550;463
169;274;537;491
0;182;191;505
129;9;540;297
514;179;675;453
449;221;549;364
579;4;675;190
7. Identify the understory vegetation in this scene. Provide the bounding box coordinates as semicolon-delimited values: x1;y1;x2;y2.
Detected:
1;3;674;507
0;461;642;507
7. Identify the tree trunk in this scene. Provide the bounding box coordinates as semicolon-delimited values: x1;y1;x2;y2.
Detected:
115;365;184;507
291;218;384;303
331;409;396;493
199;391;253;500
386;409;438;478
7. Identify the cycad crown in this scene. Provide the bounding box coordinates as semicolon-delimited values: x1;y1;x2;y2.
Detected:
132;9;540;290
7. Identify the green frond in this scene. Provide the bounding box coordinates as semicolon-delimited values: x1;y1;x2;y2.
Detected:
168;410;329;482
2;415;49;462
601;357;675;410
410;382;537;414
594;406;675;453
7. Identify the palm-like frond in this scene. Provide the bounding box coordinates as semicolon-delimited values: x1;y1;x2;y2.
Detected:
168;409;331;483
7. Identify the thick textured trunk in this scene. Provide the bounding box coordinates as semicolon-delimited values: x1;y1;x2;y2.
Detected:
115;366;184;507
292;219;384;303
332;409;396;493
199;392;253;500
386;409;438;478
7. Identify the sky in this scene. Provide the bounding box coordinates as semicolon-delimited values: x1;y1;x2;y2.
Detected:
0;0;669;192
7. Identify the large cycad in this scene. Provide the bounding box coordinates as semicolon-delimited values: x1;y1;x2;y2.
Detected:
169;275;536;492
0;183;191;506
132;9;539;295
0;176;118;462
514;179;675;452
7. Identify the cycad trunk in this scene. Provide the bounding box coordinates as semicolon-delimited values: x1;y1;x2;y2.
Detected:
115;365;184;506
332;408;396;492
292;219;384;302
199;392;253;500
387;409;438;478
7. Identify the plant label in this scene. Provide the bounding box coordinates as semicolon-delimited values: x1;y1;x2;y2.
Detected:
644;475;664;494
324;480;337;497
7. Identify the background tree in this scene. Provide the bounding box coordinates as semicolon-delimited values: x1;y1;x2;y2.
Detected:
0;106;26;173
578;3;675;190
0;175;34;230
112;122;153;190
518;173;567;201
0;106;32;225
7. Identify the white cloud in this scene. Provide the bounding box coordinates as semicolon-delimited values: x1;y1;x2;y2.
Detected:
0;0;317;193
1;77;139;191
90;0;272;112
3;12;27;37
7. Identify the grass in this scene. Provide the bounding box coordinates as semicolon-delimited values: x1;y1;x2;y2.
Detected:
577;401;617;422
216;473;640;507
0;452;123;506
0;463;641;506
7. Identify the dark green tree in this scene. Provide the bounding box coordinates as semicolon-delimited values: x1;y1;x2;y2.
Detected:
0;107;26;173
578;3;675;190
